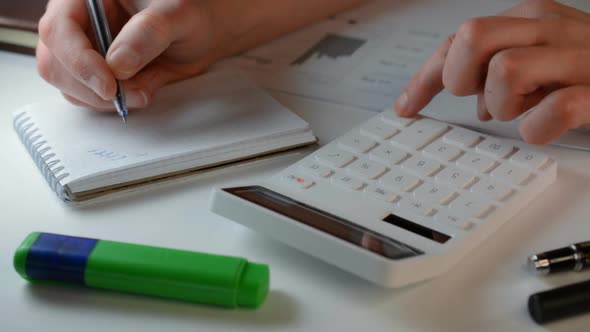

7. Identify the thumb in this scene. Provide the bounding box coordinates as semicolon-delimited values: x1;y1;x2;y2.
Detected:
106;2;191;79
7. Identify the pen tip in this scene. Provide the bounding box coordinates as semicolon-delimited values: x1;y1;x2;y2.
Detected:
528;254;550;276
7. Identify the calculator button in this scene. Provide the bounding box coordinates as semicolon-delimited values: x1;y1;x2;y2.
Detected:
435;167;477;189
391;118;449;150
470;179;513;201
369;145;408;165
449;197;493;219
348;158;388;180
401;155;442;177
380;111;417;128
397;198;435;216
456;151;497;174
413;183;456;205
510;149;548;170
476;138;515;159
282;174;315;189
491;163;531;185
360;118;400;140
339;135;377;154
316;147;355;168
380;167;421;192
364;185;399;202
422;140;463;161
443;128;481;148
435;211;475;230
332;173;365;190
301;161;333;178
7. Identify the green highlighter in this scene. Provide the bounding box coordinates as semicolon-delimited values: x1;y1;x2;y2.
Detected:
14;232;270;308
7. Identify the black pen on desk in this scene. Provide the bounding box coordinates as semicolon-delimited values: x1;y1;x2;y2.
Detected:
528;241;590;275
86;0;128;123
529;279;590;324
526;241;590;324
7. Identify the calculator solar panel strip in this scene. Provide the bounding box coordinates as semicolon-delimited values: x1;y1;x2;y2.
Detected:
210;110;557;287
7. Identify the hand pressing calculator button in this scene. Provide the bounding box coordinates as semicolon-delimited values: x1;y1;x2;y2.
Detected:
213;109;557;288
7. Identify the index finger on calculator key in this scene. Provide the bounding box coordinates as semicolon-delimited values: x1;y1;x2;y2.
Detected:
394;34;452;117
38;0;117;100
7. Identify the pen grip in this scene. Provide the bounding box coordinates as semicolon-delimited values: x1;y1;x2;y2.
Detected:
86;0;113;56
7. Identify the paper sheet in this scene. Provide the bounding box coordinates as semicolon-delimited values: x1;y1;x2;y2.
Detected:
227;0;590;150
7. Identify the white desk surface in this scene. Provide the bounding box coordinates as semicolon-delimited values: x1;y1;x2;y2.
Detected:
2;50;590;332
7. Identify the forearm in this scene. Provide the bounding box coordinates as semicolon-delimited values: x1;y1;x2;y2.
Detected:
203;0;367;60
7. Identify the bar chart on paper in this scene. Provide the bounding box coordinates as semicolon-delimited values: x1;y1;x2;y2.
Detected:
228;0;522;111
232;15;438;110
291;34;367;73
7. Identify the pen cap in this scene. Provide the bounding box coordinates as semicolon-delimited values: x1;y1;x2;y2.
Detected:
528;279;590;324
237;262;270;308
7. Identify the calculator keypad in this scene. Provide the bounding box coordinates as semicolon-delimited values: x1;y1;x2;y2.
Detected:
422;140;463;162
348;158;388;180
510;150;548;169
339;135;377;154
278;111;554;234
391;119;449;150
369;145;408;165
316;147;356;168
332;172;365;191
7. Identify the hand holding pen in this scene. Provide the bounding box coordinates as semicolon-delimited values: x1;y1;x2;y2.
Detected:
86;0;128;122
35;0;220;112
35;0;367;113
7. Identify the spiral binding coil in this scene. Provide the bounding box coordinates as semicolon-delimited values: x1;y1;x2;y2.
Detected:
13;111;71;202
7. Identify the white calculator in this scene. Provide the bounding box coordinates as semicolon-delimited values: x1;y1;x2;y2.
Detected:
210;110;557;287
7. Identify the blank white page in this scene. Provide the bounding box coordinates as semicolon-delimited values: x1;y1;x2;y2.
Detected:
14;70;310;188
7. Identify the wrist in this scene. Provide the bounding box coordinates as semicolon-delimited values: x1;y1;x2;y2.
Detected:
199;0;263;58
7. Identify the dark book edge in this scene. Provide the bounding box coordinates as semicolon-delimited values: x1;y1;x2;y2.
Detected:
0;41;35;56
0;12;39;56
0;17;38;32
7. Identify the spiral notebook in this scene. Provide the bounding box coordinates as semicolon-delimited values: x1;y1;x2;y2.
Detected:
12;70;317;204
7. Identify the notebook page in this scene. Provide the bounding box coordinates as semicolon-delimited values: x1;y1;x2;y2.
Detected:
14;70;310;188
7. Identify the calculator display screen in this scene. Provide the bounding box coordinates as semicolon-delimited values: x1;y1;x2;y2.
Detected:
224;186;423;260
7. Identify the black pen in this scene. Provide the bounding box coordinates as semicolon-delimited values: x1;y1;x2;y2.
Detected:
529;279;590;324
528;241;590;275
86;0;128;123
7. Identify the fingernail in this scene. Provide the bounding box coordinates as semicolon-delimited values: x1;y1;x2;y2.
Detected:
89;75;108;99
395;92;409;115
108;45;141;75
126;90;149;108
